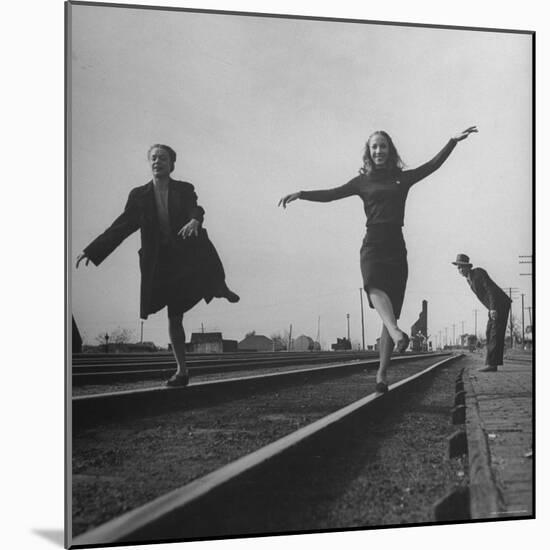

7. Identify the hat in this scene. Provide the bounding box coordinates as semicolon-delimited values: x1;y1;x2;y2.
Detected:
452;253;472;266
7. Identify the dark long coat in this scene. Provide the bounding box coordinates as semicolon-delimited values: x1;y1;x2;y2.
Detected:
84;179;226;319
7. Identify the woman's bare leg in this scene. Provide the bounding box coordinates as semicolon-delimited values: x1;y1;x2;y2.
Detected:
377;324;394;384
168;313;188;378
368;288;402;342
368;287;409;384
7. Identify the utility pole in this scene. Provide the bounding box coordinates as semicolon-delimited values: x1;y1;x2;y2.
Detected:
438;330;442;350
445;327;448;347
526;306;532;326
359;289;365;351
452;324;456;347
521;294;525;346
461;321;464;346
346;313;350;343
503;287;519;348
201;323;205;334
508;288;513;348
288;323;293;352
140;320;144;343
316;315;321;350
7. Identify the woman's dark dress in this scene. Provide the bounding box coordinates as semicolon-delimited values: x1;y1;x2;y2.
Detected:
300;139;457;318
84;179;227;319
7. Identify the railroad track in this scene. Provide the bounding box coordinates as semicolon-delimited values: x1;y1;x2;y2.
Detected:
72;353;449;429
71;352;462;545
72;350;387;386
73;350;367;364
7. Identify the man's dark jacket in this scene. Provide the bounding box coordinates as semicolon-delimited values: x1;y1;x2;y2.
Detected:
467;267;511;311
84;179;225;319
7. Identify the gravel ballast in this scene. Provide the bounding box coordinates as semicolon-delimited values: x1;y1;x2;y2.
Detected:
72;358;465;536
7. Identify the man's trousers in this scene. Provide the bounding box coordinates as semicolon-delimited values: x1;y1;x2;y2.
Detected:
485;302;511;366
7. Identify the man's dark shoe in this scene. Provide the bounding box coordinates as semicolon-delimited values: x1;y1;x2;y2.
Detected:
477;365;498;372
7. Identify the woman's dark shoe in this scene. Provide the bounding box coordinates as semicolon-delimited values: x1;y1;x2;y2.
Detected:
165;372;190;387
375;382;389;394
395;331;410;353
222;288;240;303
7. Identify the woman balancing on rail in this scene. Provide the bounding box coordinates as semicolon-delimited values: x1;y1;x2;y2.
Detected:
76;144;240;387
279;126;477;393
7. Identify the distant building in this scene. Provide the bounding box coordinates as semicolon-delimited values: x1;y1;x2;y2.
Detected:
410;300;428;352
238;334;274;352
188;336;236;353
331;337;351;351
222;339;238;352
294;335;315;351
411;332;426;352
467;334;478;351
187;332;226;353
72;316;83;353
272;338;287;351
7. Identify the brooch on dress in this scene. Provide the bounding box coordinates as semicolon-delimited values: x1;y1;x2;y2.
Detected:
395;180;401;185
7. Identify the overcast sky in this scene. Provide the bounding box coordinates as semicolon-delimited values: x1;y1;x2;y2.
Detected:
69;3;532;349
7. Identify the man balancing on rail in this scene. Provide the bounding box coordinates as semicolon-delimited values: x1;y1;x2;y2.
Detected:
452;253;512;372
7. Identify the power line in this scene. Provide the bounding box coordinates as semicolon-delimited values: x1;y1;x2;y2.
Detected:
519;254;532;277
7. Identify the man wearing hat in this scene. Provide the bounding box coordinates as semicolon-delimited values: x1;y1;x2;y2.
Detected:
453;254;512;372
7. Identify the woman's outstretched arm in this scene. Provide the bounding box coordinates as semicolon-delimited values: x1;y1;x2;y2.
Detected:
406;126;478;186
278;179;358;208
77;189;141;267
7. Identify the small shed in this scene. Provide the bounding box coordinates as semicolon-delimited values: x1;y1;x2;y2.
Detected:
188;332;224;353
238;334;274;352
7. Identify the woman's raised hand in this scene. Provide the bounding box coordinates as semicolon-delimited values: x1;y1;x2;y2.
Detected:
278;192;301;209
76;253;90;268
453;126;478;142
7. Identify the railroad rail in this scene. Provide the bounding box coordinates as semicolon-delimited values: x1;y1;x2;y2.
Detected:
73;350;372;364
71;353;463;546
72;353;450;429
71;351;386;385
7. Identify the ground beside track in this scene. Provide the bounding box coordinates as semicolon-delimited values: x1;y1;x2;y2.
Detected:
72;358;464;535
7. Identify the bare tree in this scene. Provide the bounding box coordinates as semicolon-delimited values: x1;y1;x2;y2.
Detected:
509;313;523;344
95;327;134;346
270;331;288;351
351;339;362;350
110;327;134;344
